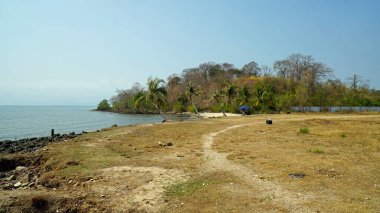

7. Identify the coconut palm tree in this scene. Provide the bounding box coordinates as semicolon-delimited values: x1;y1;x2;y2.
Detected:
210;90;227;116
236;86;250;115
185;81;200;117
224;83;236;104
135;77;168;121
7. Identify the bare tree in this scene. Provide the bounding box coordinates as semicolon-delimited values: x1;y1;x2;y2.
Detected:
260;65;273;76
242;61;261;77
347;74;369;90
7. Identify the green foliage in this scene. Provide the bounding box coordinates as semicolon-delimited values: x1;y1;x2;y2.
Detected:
309;147;324;154
187;105;196;113
299;127;309;134
185;81;200;115
275;92;294;112
97;99;111;111
172;101;186;112
165;178;214;197
105;55;380;114
134;77;167;114
340;132;347;138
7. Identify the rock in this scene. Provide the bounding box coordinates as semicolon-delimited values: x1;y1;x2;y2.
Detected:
266;119;272;125
176;154;184;158
15;166;27;171
5;175;15;181
21;182;29;187
288;173;306;179
14;182;22;188
28;182;35;187
0;158;17;171
19;173;31;183
158;141;173;147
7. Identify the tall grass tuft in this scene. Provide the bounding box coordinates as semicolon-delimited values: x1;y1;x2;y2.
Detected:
309;147;324;154
299;127;309;134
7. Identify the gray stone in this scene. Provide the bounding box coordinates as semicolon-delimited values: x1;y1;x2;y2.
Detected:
21;182;29;187
5;175;15;181
14;182;22;188
15;166;27;171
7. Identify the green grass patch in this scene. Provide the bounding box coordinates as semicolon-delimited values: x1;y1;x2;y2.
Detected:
299;127;309;134
309;147;324;154
165;177;214;197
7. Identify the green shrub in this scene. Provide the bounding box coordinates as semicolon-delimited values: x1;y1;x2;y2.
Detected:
172;102;185;112
165;178;213;197
97;99;111;111
187;105;196;113
309;147;324;154
340;132;347;138
210;105;221;113
299;127;309;134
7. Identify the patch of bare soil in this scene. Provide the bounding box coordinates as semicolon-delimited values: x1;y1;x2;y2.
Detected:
92;166;188;212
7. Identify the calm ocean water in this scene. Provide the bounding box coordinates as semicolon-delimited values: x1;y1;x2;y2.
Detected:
0;106;162;140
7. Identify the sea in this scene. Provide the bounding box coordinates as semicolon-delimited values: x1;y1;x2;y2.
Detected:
0;106;163;141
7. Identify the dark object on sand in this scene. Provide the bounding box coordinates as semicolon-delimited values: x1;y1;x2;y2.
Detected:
0;158;17;171
31;195;48;210
288;173;306;179
266;119;272;125
239;105;250;115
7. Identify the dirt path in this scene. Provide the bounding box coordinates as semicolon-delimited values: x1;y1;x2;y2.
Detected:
202;124;314;212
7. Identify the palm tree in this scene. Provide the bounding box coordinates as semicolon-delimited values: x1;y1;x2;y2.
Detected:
210;90;227;116
185;81;200;117
135;77;168;121
224;83;236;104
236;86;250;115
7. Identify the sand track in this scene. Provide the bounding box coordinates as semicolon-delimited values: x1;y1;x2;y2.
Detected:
202;124;314;212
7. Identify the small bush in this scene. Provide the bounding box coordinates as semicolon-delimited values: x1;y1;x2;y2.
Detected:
187;105;196;113
340;132;347;138
172;102;186;112
309;147;324;154
299;127;309;134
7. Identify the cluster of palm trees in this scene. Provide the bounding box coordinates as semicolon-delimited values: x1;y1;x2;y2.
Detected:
134;77;246;121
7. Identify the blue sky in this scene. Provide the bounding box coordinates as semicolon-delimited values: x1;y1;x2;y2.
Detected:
1;0;379;106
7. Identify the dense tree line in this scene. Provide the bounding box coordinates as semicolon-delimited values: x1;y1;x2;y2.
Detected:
99;54;380;114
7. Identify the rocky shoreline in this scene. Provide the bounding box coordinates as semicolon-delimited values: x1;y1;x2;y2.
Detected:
0;132;82;154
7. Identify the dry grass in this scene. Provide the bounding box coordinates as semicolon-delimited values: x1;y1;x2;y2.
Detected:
2;113;379;212
215;114;380;212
